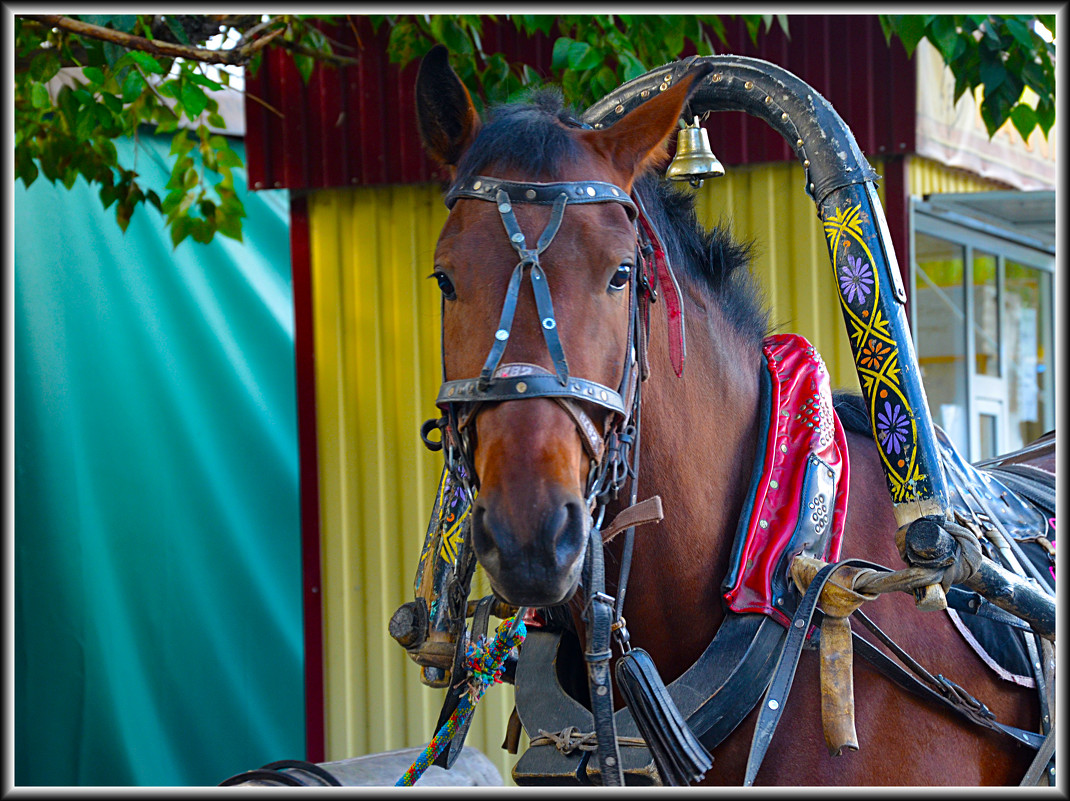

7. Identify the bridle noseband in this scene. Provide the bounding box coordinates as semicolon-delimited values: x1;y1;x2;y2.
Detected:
435;174;645;501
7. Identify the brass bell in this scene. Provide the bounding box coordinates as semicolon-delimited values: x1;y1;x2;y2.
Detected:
666;117;725;188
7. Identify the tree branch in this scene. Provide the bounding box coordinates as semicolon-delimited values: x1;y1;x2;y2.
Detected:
25;14;284;66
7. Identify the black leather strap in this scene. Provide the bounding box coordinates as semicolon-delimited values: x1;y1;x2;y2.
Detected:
447;175;637;220
478;261;525;388
849;626;1046;750
582;527;625;785
439;372;625;415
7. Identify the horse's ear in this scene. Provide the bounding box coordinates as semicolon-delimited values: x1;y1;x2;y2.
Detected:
581;62;716;185
415;45;481;167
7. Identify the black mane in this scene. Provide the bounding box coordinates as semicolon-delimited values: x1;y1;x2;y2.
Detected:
455;89;769;348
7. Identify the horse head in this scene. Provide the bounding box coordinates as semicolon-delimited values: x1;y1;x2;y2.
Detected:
415;46;713;607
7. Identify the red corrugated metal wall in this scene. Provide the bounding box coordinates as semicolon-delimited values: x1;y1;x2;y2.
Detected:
244;15;915;191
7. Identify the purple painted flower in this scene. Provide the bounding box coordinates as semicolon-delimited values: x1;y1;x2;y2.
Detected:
876;400;909;455
839;254;873;305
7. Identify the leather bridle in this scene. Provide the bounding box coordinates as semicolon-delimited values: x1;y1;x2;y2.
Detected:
427;171;678;786
433;174;647;507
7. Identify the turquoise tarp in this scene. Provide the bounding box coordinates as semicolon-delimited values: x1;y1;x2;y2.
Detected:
14;134;304;785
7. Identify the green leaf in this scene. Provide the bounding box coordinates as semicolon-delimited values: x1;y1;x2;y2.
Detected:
102;42;125;68
1003;17;1035;49
1008;103;1037;142
170;215;192;248
100;91;123;114
216;146;243;169
169;129;191;156
29;51;62;83
551;36;574;70
1035;96;1055;136
83;66;106;85
30;83;51;109
928;16;960;61
15;152;39;186
567;41;600;71
163;15;191;45
129;51;165;74
979;56;1006;97
887;15;928;56
180;82;209;119
187;70;223;91
293;53;316;84
121;70;144;103
618;51;646;82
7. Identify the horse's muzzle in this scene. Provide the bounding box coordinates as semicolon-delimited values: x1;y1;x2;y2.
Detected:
471;494;588;607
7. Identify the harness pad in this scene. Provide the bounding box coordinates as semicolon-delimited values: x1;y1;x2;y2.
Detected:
721;334;850;626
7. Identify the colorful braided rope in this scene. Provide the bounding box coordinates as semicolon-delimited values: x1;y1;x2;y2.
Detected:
396;616;526;786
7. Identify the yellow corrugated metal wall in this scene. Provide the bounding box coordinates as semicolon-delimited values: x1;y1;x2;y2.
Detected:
306;159;972;781
307;185;522;782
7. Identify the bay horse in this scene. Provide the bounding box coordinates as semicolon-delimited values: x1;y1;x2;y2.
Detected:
413;47;1047;785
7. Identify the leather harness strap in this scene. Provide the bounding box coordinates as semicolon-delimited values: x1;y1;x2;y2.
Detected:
581;526;626;785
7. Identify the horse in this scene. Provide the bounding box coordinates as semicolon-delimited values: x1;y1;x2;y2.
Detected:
412;47;1050;786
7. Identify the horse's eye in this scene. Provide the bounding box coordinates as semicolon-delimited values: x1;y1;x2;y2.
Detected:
431;270;456;301
608;264;632;291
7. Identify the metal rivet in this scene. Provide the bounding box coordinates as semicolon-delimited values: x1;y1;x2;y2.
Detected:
776;598;784;606
780;443;788;453
498;202;511;213
525;189;536;199
586;186;596;196
759;519;769;529
472;180;482;190
712;73;722;82
769;479;779;489
781;112;789;121
764;95;772;104
615;104;624;114
610;187;619;196
768;699;780;710
511;232;524;243
659;82;669;91
599;390;608;401
605;756;616;767
797;138;804;147
495;329;509;341
597;685;608;696
744;80;754;90
542;318;556;329
586;388;593;395
809;183;815;192
663;73;671;80
516;381;527;393
640;90;650;97
803;159;810;168
447;387;456;396
794;619;804;628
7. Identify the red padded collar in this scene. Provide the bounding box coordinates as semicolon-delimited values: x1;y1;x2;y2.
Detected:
722;334;850;626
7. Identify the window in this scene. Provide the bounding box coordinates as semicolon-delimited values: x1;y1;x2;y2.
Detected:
911;201;1055;463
